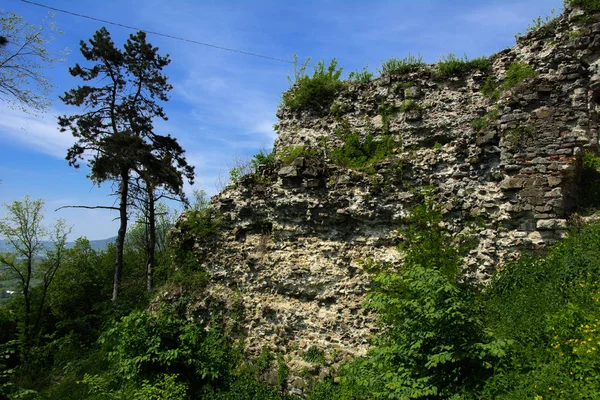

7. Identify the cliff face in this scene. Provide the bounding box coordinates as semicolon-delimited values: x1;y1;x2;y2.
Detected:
170;6;600;391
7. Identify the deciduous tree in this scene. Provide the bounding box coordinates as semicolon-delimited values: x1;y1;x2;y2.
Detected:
0;11;66;112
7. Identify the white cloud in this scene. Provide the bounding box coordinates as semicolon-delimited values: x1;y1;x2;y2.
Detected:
0;105;74;159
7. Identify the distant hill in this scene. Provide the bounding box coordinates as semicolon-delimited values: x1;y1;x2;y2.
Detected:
0;237;116;253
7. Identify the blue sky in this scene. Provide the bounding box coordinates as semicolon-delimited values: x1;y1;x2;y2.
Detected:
0;0;563;240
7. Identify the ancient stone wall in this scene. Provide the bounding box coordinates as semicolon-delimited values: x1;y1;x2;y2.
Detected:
170;7;600;393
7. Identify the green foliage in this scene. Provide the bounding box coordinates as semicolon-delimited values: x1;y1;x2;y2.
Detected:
282;59;344;113
471;107;499;131
277;354;290;391
528;9;557;34
185;207;222;240
81;301;232;398
227;150;277;186
330;123;397;172
347;66;373;83
399;99;422;112
564;0;600;12
378;102;399;134
378;53;424;75
578;150;600;212
436;53;491;77
286;53;311;86
502;62;538;90
481;76;500;100
470;117;487;131
0;11;67;113
302;346;326;364
278;145;320;165
480;62;537;99
251;149;277;171
505;124;534;147
482;221;600;398
330;100;351;120
333;194;505;399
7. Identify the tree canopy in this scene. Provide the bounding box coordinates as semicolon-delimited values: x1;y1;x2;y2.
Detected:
0;11;66;112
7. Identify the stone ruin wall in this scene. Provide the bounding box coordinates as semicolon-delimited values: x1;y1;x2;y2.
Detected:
169;7;600;393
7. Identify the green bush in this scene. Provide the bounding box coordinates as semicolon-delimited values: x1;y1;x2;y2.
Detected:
186;207;221;240
501;62;538;90
471;107;499;132
480;62;537;99
82;301;234;398
302;346;326;364
436;53;491;77
282;59;344;114
481;76;500;99
334;194;505;399
278;145;321;165
564;0;600;12
378;53;424;75
399;99;422;112
347;66;373;83
482;221;600;398
330;124;396;172
251;150;276;171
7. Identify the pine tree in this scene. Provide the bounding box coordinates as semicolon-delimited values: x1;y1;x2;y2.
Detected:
59;28;194;301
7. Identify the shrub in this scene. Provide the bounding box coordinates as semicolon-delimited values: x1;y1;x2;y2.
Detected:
378;53;424;75
528;9;558;35
481;76;500;99
437;53;491;77
251;149;276;170
483;221;600;398
336;194;505;399
564;0;600;12
227;150;276;186
186;207;221;240
282;59;344;114
471;107;499;131
302;346;326;364
330;100;351;119
501;62;538;90
330;124;396;172
399;99;422;112
278;145;321;165
378;101;400;134
82;301;234;398
347;65;373;83
479;63;537;99
471;117;488;131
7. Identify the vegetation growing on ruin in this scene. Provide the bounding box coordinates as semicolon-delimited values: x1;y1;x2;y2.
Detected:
565;0;600;12
436;53;491;77
481;62;538;99
308;198;600;399
378;53;424;75
330;122;397;172
282;59;344;114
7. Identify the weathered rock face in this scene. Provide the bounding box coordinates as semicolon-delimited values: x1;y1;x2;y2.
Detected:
171;6;600;393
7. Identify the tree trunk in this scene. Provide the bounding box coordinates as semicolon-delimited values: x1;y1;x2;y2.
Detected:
23;254;32;348
112;169;130;302
146;183;156;292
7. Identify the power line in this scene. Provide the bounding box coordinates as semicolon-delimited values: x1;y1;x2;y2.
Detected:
19;0;295;64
